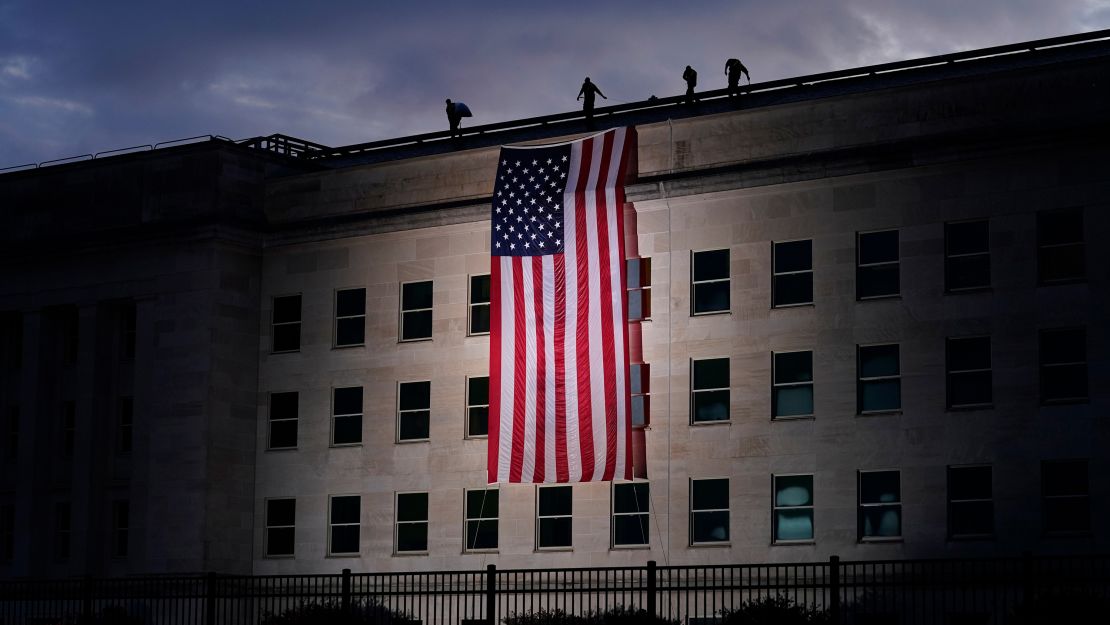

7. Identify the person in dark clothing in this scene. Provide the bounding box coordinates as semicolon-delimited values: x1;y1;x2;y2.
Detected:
445;98;461;136
577;77;606;123
725;58;750;96
683;65;698;103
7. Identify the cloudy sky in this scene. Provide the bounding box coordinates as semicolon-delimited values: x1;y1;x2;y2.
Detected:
2;0;1109;167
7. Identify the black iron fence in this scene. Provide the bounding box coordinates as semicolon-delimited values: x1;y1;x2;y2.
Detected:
1;554;1108;624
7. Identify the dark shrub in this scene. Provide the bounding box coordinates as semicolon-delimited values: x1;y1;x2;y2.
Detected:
502;605;679;625
259;599;418;625
1011;592;1110;624
717;595;830;625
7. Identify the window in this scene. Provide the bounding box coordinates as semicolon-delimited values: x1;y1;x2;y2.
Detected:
630;363;650;427
612;482;649;547
1042;460;1090;534
466;377;489;438
469;275;491;335
772;240;813;307
690;478;729;545
0;503;12;562
54;501;71;560
5;406;18;461
400;280;433;341
691;358;729;423
857;230;899;299
116;396;133;455
119;301;136;360
947;337;992;409
265;498;295;557
1039;328;1087;404
537;485;572;550
773;351;813;419
398;381;431;442
61;401;75;458
59;306;79;365
272;295;301;353
267;392;298;450
111;500;129;558
396;492;429;553
1037;209;1085;284
332;387;363;446
627;258;651;320
945;221;990;292
691;249;729;314
773;474;814;543
858;470;901;541
948;466;993;539
328;495;360;555
465;488;499;551
0;312;22;370
857;344;900;413
334;288;366;347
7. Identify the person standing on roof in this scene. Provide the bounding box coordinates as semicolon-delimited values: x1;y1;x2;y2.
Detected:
725;58;750;96
683;65;698;103
445;98;462;136
577;77;607;125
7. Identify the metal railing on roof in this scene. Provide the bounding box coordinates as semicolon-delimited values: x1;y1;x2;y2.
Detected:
1;135;236;174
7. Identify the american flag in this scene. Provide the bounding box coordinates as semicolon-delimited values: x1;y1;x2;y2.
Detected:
488;127;635;483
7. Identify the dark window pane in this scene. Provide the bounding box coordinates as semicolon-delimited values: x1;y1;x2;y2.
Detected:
946;255;991;291
272;324;300;352
269;420;298;448
946;221;989;255
1038;246;1085;283
335;318;365;346
403;310;433;340
330;525;359;554
692;479;728;510
397;523;428;552
1040;329;1086;364
614;484;648;514
468;407;489;437
467;490;499;517
775;510;814;541
775;476;813;507
267;499;296;526
630;364;646;395
397;493;428;522
469;377;489;405
1045;498;1091;533
267;527;294;556
273;296;301;324
775;352;812;384
471;275;491;304
860;345;899;377
402;281;433;310
949;467;992;500
857;265;899;298
693;282;729;314
399;411;430;440
614;515;649;546
693;358;729;390
693;249;729;282
336;289;365;317
539;517;572;548
861;472;900;504
271;392;298;421
331;497;360;524
399;381;430;411
860;379;900;412
774;386;813;417
1039;210;1084;246
626;259;643;289
773;273;813;306
859;231;898;264
949;371;992;407
692;510;729;543
333;415;362;445
774;240;812;273
860;506;901;538
1043;462;1088;496
539;487;572;516
470;305;490;334
950;501;993;536
631;395;648;427
333;387;363;415
466;520;498;550
1041;365;1088;403
628;289;644;320
948;338;990;371
693;390;730;422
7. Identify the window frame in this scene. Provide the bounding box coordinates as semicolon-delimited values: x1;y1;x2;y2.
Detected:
1038;327;1088;405
856;229;900;300
630;362;650;428
465;376;489;439
399;279;434;342
464;487;499;553
333;287;367;348
689;477;730;546
327;494;361;556
857;343;901;415
54;501;71;561
395;491;430;555
857;469;902;542
771;239;814;308
947;465;994;540
397;380;431;443
116;396;133;455
271;294;302;354
468;274;491;336
330;386;363;447
536;485;573;551
111;500;129;559
1041;459;1090;535
944;220;990;293
264;497;296;558
772;350;814;420
611;481;650;549
60;400;75;459
690;248;731;316
690;357;730;425
627;257;652;321
772;473;815;544
1037;208;1086;285
946;336;993;410
267;391;299;451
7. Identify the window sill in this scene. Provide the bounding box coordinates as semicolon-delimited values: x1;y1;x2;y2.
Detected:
859;537;903;544
948;534;994;542
691;310;731;317
464;549;499;555
1040;398;1090;406
690;542;731;548
270;349;301;355
332;343;365;350
399;337;433;344
467;332;491;338
329;442;363;449
772;415;815;422
773;540;815;546
857;295;901;302
536;546;573;553
690;420;730;427
326;553;361;558
264;554;296;559
266;446;298;452
394;551;429;557
944;287;991;295
947;404;994;412
1043;530;1094;538
771;302;815;310
611;545;651;550
465;435;489;441
396;438;430;444
857;410;902;417
1037;278;1087;287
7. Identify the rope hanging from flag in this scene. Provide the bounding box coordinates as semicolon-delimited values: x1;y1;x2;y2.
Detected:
488;127;635;484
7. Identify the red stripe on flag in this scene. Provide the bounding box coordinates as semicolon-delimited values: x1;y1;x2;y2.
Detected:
553;255;569;483
509;256;527;483
532;257;547;483
573;138;596;481
594;132;618;482
487;260;503;483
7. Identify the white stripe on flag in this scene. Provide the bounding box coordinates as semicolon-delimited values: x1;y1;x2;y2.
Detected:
520;257;539;483
563;140;582;483
497;256;516;483
542;255;558;483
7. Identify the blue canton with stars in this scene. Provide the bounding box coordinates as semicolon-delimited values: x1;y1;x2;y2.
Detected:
491;143;571;257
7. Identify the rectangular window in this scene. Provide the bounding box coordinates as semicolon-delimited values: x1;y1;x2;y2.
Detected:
772;351;813;419
331;387;363;446
537;485;572;550
627;257;652;321
465;488;499;551
400;280;433;341
630;362;650;427
466;377;489;438
691;249;730;315
0;312;22;371
61;400;75;458
773;474;814;543
857;230;899;299
1039;328;1087;404
947;337;992;409
948;465;993;539
395;492;429;553
945;220;990;292
116;397;133;455
1037;208;1085;284
858;470;901;541
857;344;900;413
111;500;129;558
334;288;366;347
1042;460;1090;534
119;300;136;360
54;501;71;560
469;275;491;335
265;498;295;557
268;392;298;450
398;381;431;442
328;495;360;555
612;482;649;547
772;240;813;307
5;406;18;461
691;358;729;423
0;503;12;562
690;478;729;545
271;295;301;353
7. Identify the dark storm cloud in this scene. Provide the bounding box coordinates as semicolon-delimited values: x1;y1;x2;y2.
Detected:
1;0;1107;166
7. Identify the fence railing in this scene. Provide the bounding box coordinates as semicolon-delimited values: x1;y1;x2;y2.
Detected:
1;554;1108;624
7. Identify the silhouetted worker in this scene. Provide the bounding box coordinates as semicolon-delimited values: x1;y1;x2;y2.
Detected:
445;98;462;136
577;77;606;124
725;58;750;96
683;65;698;103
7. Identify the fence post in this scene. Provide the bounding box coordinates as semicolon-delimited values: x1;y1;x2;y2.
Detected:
829;555;841;623
342;568;352;615
486;564;497;625
205;572;217;625
646;560;657;618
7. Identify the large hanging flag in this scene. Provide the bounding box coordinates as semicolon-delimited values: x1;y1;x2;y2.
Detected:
488;127;635;484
